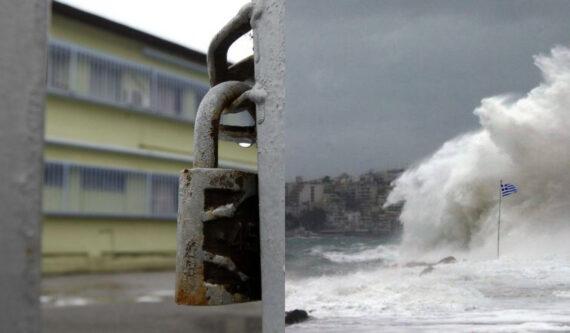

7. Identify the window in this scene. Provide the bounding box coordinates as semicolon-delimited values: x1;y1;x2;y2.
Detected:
121;71;151;109
48;46;70;90
47;41;208;121
195;85;208;110
89;58;122;102
156;77;184;115
151;175;178;216
44;163;64;187
80;167;126;192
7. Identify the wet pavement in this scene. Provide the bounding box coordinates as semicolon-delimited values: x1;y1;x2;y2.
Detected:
42;271;261;333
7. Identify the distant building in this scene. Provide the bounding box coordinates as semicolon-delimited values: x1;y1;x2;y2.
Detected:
323;192;347;230
298;183;324;210
286;169;404;236
286;181;324;217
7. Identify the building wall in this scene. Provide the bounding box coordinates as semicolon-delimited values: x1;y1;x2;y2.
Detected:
43;218;176;274
43;11;257;274
45;95;256;167
50;13;207;81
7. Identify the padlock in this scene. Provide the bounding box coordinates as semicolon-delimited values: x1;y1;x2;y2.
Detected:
175;81;261;305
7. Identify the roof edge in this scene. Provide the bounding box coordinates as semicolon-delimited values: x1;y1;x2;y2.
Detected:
52;1;207;67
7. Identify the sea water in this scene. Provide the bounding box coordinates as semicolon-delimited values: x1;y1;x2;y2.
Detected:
286;236;570;332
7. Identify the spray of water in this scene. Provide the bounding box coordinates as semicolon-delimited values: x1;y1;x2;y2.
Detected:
386;46;570;259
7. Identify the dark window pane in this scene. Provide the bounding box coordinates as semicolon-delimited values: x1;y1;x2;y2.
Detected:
44;163;64;187
48;45;70;90
89;58;122;102
156;77;184;115
80;167;126;192
151;175;178;215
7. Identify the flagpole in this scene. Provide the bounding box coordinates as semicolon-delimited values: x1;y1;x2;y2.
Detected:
497;179;502;259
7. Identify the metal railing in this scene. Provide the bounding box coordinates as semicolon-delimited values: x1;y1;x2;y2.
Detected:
43;161;179;219
47;40;209;121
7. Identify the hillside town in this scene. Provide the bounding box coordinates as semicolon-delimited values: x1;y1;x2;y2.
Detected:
286;169;404;237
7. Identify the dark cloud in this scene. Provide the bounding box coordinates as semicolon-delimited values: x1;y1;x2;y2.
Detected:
284;0;570;180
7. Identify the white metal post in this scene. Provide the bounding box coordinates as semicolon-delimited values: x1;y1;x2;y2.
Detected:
252;0;286;331
0;0;48;332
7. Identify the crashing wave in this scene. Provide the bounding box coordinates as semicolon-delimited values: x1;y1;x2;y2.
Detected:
386;46;570;258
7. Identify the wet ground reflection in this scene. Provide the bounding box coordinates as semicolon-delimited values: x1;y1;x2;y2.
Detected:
42;272;261;333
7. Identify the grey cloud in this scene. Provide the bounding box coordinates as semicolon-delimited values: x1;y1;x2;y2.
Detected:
285;0;570;180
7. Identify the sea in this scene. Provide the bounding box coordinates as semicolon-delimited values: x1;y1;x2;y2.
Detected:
285;235;570;332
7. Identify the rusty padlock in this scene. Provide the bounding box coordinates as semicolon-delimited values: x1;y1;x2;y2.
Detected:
176;81;261;305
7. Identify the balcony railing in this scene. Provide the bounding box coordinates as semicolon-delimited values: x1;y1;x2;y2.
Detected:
47;40;209;121
43;161;179;219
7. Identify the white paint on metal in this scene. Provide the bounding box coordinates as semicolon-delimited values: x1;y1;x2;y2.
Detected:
0;1;48;332
251;0;286;331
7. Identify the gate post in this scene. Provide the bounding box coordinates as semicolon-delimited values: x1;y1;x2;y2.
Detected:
0;0;48;332
251;0;286;332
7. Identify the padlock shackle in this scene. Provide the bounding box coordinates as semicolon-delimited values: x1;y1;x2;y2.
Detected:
193;81;251;168
208;3;253;86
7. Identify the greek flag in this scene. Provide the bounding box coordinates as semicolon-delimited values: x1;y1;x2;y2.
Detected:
501;182;518;197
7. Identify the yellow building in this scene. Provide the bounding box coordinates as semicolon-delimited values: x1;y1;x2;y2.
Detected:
43;2;257;274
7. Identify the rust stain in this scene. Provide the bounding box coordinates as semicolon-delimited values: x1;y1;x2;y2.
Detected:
175;284;208;305
176;261;207;305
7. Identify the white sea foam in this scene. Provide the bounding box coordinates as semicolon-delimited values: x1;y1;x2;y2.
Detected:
310;244;400;264
286;254;570;331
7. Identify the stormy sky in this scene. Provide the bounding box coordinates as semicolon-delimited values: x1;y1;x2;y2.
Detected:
285;0;570;180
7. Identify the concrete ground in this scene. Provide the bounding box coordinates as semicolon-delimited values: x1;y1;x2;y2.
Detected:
42;272;261;333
